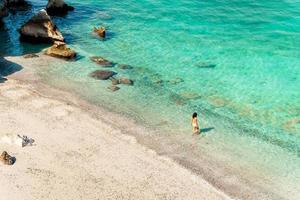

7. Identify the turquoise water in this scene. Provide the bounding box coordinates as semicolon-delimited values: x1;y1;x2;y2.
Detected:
1;0;300;198
49;0;300;152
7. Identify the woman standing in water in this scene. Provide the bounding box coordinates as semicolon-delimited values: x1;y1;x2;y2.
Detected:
191;112;200;134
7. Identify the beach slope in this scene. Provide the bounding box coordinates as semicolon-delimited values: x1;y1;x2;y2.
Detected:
0;56;230;200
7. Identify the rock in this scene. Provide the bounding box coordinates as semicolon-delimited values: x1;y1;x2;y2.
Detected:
45;41;76;59
46;0;74;16
196;62;216;69
168;77;184;85
23;53;39;58
151;78;163;85
90;70;116;80
90;56;114;67
0;0;8;19
110;77;120;85
118;64;133;70
119;78;134;86
208;95;227;108
170;94;186;106
283;118;300;130
107;85;120;92
93;27;105;38
0;151;15;165
6;0;29;9
179;92;201;100
19;9;64;43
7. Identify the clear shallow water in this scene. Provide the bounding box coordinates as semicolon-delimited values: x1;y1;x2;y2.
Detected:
1;0;300;198
49;0;300;152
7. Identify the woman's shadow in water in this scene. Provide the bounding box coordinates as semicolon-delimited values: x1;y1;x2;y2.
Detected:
200;127;215;134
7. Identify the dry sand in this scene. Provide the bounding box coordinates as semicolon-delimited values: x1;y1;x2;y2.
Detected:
0;55;231;200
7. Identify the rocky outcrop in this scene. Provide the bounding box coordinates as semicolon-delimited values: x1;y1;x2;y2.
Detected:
90;70;116;80
45;41;76;59
0;0;8;19
93;27;105;38
19;9;64;43
46;0;74;16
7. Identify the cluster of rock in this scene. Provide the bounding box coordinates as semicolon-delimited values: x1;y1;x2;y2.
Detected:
89;60;135;92
14;0;75;59
2;0;136;92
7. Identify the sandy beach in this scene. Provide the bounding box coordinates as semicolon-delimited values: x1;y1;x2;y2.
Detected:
0;55;231;200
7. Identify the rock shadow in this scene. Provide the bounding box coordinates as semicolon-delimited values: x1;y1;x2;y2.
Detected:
0;57;23;83
10;156;16;165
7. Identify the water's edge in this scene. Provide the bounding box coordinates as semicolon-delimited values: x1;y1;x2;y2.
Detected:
6;54;298;200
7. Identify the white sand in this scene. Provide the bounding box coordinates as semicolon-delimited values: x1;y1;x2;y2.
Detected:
0;55;231;199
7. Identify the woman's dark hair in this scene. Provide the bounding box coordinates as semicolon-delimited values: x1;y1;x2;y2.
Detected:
192;112;197;118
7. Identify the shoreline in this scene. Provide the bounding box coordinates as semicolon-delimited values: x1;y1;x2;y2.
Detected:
2;54;300;200
0;55;231;199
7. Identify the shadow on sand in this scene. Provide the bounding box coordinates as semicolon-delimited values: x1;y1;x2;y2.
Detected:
0;58;23;83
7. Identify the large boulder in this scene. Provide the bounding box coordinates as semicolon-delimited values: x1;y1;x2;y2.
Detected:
46;0;74;16
19;9;64;43
0;0;8;19
45;41;76;59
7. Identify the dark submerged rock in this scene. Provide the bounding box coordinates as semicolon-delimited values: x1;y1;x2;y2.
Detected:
46;0;74;16
167;77;184;85
90;70;116;80
110;77;120;85
19;9;64;43
6;0;30;11
90;56;114;67
0;0;8;19
6;0;28;7
118;64;133;70
119;78;134;86
196;62;216;69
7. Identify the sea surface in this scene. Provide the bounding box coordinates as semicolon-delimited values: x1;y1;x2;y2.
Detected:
1;0;300;199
